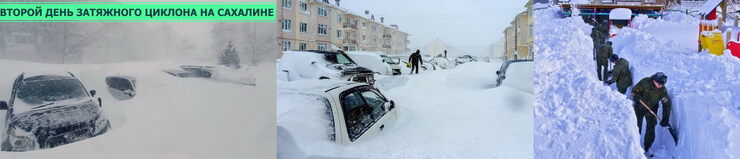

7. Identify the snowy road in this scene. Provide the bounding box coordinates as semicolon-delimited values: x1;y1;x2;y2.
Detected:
0;60;275;159
535;7;740;159
278;62;533;159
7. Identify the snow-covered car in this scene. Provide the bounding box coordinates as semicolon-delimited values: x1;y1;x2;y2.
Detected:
609;8;632;29
0;72;111;151
106;75;136;100
496;60;534;92
455;55;476;65
430;56;450;69
162;69;199;78
279;50;375;85
180;65;214;78
281;81;399;144
380;55;402;75
345;51;401;76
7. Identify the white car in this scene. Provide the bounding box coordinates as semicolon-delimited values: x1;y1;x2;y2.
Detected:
279;50;375;84
345;51;401;76
280;81;399;144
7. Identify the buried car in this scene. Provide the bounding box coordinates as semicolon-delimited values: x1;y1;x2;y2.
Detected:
280;81;399;144
496;60;534;93
0;72;110;151
279;50;375;85
106;75;136;100
345;51;401;76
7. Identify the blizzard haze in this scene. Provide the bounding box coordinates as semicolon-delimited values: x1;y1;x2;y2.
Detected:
342;0;526;57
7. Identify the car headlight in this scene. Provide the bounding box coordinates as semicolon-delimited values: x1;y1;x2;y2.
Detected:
8;127;38;151
94;118;110;135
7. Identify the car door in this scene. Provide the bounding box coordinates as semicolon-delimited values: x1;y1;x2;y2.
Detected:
339;88;379;143
358;87;397;137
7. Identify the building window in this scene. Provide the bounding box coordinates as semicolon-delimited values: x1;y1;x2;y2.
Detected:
318;24;327;35
318;43;327;51
318;6;327;16
337;14;342;22
299;43;307;50
336;30;341;38
282;41;291;51
300;1;308;12
300;22;307;33
282;0;292;9
282;19;292;31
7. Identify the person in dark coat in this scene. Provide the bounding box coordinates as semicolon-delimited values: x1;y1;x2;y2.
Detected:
606;54;633;94
590;27;604;60
409;50;423;74
631;72;672;157
596;41;613;81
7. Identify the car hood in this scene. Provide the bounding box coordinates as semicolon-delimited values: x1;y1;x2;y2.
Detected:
9;100;101;133
327;64;373;75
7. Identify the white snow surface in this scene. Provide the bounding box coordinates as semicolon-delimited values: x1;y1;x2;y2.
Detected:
277;62;533;159
536;7;740;159
0;60;275;159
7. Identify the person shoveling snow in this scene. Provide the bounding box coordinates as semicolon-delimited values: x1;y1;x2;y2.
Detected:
631;72;676;157
605;54;632;94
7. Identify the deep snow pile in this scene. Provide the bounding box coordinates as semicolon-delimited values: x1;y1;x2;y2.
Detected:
0;60;275;159
534;8;644;158
277;62;533;159
535;6;740;159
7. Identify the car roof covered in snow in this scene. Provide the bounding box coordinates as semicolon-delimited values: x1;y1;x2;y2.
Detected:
288;50;343;54
22;71;74;78
279;80;367;94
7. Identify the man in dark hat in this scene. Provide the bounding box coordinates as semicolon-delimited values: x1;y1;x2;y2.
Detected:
409;50;423;74
606;54;632;94
631;72;672;157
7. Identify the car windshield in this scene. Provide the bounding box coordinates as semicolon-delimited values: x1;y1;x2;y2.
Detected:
324;53;354;65
382;56;398;64
16;77;87;106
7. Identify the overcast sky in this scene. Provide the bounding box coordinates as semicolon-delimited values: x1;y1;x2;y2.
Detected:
342;0;527;56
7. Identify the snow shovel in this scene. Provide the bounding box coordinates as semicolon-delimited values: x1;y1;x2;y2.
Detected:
639;100;678;145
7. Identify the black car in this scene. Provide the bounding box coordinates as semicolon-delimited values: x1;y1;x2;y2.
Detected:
496;60;533;87
0;72;110;151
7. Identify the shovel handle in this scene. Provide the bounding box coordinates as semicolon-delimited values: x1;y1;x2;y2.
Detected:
638;100;661;121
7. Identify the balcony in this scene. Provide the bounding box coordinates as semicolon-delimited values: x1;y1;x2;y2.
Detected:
382;34;392;39
343;23;358;30
382;44;391;49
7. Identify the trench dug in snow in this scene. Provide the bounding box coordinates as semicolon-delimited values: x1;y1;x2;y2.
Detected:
535;7;740;159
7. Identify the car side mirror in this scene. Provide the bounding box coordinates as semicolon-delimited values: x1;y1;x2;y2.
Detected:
0;101;7;110
90;90;97;97
310;61;317;66
496;71;500;75
386;100;395;110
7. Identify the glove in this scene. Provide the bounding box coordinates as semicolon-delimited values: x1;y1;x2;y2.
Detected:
660;119;669;127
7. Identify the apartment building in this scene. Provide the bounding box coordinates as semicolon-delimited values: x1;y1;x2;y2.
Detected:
503;0;534;60
278;0;409;55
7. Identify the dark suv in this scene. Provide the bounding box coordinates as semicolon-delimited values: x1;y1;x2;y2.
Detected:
0;72;110;151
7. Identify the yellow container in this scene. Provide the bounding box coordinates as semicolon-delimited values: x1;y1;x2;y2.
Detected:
707;32;725;55
700;34;708;50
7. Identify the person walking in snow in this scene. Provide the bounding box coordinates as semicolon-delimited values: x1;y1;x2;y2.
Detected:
631;72;672;157
590;27;604;60
596;41;613;81
409;50;423;74
606;54;632;94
